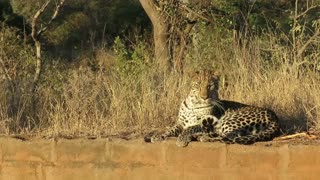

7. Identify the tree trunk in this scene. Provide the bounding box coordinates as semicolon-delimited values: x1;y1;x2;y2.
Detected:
30;0;65;119
175;23;195;73
139;0;171;71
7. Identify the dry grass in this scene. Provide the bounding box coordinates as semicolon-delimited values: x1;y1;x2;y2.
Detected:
220;54;320;134
36;70;190;137
0;30;319;138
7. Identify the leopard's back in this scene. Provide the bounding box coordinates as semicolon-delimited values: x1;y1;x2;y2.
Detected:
210;105;280;144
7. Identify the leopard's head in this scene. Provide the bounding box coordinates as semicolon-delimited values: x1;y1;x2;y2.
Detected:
189;69;220;102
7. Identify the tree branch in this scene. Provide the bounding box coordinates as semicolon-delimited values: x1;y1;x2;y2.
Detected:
297;29;320;58
38;0;66;36
31;0;51;41
31;0;66;40
297;5;320;19
179;4;213;23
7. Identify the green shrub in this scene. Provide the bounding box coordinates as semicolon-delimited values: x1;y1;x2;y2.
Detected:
112;36;152;77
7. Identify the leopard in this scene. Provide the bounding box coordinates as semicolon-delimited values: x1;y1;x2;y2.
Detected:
145;70;280;147
145;70;221;147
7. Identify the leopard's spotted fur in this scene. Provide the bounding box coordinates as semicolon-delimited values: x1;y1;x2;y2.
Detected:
145;70;279;147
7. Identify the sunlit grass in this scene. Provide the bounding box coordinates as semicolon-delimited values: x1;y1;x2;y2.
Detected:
0;30;319;137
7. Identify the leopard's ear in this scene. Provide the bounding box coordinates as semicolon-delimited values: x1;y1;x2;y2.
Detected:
207;69;220;79
201;69;219;77
203;69;211;76
187;69;219;80
214;73;221;80
187;70;201;78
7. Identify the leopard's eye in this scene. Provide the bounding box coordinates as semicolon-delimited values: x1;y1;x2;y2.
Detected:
191;81;200;89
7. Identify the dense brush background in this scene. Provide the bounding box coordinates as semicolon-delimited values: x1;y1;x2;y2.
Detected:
0;0;319;137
